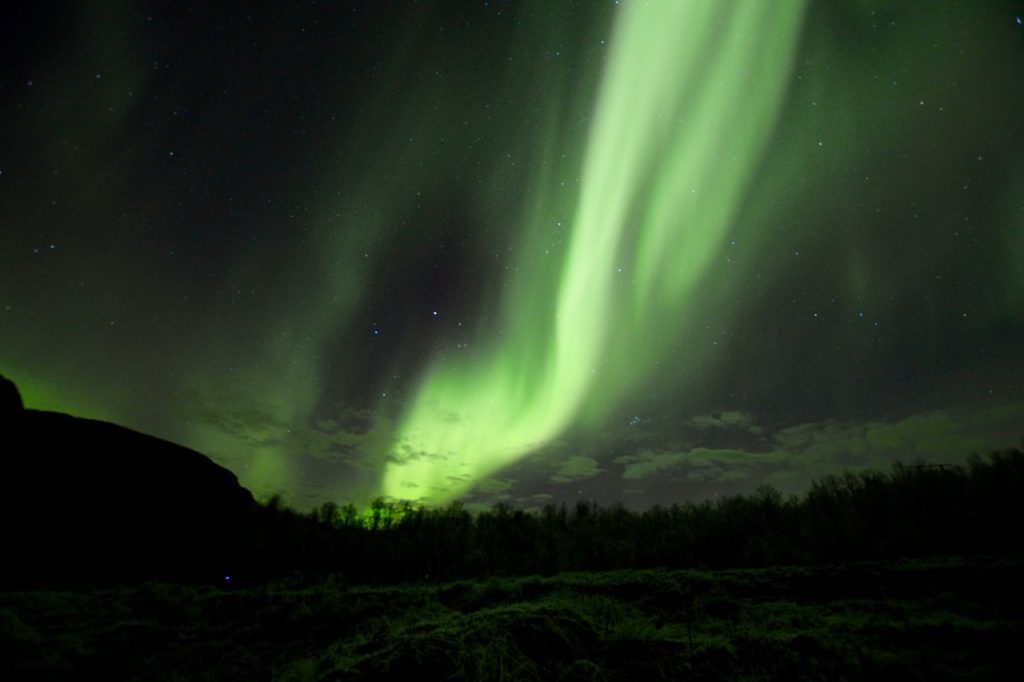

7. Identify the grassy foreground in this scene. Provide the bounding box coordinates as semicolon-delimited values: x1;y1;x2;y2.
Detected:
3;554;1021;681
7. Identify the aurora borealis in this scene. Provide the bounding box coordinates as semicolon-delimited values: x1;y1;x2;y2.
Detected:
2;1;1023;509
384;0;807;502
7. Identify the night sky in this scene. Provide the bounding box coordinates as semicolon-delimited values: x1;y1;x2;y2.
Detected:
2;0;1023;511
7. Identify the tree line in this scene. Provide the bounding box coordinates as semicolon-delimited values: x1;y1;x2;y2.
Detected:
244;447;1024;584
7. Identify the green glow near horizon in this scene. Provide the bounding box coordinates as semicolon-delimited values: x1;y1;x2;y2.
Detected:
383;0;808;504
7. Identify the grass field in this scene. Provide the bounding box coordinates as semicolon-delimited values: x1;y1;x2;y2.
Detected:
3;554;1021;681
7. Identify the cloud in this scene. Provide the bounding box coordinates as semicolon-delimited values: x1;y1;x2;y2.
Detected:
615;450;686;480
191;391;399;466
389;445;448;465
686;410;763;434
772;403;1024;471
617;447;781;481
316;406;375;436
616;401;1024;494
551;455;605;483
476;478;514;494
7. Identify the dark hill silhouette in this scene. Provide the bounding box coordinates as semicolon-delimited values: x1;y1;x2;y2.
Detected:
0;374;21;407
1;374;260;587
0;373;22;421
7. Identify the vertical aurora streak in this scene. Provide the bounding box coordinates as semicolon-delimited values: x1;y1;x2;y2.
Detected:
383;0;808;503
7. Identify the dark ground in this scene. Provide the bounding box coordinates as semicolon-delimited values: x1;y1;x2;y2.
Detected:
3;554;1021;681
